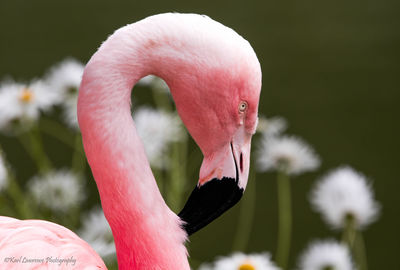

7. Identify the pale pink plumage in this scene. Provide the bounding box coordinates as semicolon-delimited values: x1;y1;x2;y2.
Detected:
0;217;106;269
0;13;261;270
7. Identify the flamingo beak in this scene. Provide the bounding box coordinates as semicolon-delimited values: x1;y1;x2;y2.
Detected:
178;126;252;236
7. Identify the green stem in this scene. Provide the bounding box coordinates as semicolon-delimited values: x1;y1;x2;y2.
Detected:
186;148;202;178
0;147;33;219
354;230;368;270
6;174;32;218
18;125;51;173
151;87;172;112
39;118;77;149
232;168;256;251
276;169;292;270
153;168;164;196
167;135;188;212
342;214;356;249
342;215;368;270
71;134;86;173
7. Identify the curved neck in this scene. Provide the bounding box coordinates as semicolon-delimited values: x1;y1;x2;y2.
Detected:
78;24;189;270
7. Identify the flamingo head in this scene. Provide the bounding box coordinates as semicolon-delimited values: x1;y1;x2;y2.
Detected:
171;41;262;235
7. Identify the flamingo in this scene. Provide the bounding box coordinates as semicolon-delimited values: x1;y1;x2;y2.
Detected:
0;13;261;269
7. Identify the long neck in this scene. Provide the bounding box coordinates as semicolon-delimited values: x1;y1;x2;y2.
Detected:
78;24;190;270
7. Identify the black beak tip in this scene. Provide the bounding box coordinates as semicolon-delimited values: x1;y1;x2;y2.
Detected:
178;176;244;236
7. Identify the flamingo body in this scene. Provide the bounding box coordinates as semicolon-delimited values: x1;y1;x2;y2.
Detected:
0;13;261;270
0;217;106;269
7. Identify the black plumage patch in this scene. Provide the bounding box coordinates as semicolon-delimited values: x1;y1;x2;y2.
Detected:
178;177;244;236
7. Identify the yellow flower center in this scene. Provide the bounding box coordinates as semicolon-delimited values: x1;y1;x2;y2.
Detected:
19;88;34;103
238;262;256;270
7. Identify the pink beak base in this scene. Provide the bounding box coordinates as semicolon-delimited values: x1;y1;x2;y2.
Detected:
178;127;253;236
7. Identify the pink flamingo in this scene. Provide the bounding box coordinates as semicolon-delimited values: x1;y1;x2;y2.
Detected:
0;13;261;269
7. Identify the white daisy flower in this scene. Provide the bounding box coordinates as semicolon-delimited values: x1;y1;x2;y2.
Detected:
0;82;24;128
298;240;354;270
46;58;84;96
0;153;7;191
257;116;287;137
0;80;60;132
310;166;380;229
257;135;320;175
199;252;280;270
28;169;84;212
133;107;183;169
62;96;79;129
45;58;85;129
79;208;116;261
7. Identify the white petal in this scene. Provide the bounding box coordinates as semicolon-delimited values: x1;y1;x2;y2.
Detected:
257;135;320;175
298;240;354;270
257;115;287;137
310;166;380;229
133;107;184;169
28;169;84;211
200;252;280;270
45;58;84;96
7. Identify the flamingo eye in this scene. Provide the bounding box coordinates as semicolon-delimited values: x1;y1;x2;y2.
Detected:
238;101;248;113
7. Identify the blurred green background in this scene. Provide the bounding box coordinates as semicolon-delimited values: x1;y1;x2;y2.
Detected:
0;0;399;269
